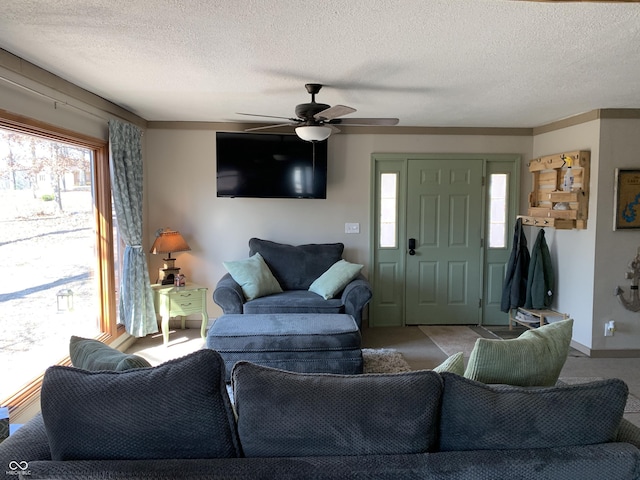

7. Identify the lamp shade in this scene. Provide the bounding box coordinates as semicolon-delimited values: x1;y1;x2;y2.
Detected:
150;229;191;257
295;126;332;142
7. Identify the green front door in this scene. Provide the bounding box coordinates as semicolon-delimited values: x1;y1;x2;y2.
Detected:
369;154;519;328
405;159;483;325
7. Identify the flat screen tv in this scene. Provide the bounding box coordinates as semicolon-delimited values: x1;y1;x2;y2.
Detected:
216;131;328;199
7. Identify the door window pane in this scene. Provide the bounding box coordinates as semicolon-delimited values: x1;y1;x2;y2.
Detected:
380;173;398;248
488;173;508;248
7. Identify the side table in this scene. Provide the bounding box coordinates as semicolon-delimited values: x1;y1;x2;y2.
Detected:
151;283;209;345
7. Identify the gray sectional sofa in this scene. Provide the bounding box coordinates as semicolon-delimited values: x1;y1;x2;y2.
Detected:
2;349;640;480
213;238;372;328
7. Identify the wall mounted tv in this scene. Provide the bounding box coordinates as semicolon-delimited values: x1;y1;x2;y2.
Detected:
216;131;328;199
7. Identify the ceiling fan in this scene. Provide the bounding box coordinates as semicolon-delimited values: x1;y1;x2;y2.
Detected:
237;83;399;142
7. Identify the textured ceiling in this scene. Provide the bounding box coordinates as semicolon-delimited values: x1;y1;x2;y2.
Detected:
1;0;640;128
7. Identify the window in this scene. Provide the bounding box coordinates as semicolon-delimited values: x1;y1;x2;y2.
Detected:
0;112;120;412
379;173;398;248
488;173;508;248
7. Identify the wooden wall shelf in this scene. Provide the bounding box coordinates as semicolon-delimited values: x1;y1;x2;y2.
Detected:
518;150;590;230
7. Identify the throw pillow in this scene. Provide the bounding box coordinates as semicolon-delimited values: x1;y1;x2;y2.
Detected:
232;361;443;457
308;259;363;299
463;318;573;387
248;238;344;290
439;372;628;452
223;252;282;301
69;336;151;371
433;351;464;375
41;350;241;461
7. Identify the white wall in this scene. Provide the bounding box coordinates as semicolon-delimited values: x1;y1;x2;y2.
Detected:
592;118;640;351
531;118;640;352
145;126;532;318
531;120;600;349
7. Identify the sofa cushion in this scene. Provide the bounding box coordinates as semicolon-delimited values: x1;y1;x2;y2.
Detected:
232;361;442;457
69;336;151;371
41;350;241;461
439;372;628;452
223;252;282;301
464;318;573;386
309;259;363;299
249;238;344;290
244;290;343;315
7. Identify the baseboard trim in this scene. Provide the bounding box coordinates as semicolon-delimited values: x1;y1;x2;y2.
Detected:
589;349;640;358
570;340;640;358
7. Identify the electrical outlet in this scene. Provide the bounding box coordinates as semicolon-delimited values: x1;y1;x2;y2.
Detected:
604;320;616;337
345;223;360;234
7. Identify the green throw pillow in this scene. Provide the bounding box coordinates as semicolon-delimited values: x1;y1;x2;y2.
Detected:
308;259;363;300
463;318;573;387
223;252;282;301
69;336;151;371
433;351;465;375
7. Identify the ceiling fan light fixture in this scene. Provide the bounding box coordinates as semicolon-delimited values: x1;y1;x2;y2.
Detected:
295;125;332;142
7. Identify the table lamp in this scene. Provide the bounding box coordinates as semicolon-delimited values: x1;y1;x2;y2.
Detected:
150;228;191;285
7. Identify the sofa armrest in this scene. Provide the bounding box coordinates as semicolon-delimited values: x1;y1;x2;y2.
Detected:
340;274;372;329
616;418;640;448
213;273;244;314
0;413;51;466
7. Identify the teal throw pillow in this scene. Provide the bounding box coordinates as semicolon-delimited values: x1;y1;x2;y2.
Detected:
69;336;151;371
464;318;573;386
433;351;465;375
223;252;282;301
308;259;363;300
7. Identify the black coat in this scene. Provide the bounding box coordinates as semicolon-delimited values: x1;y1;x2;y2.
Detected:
524;228;555;310
500;218;530;312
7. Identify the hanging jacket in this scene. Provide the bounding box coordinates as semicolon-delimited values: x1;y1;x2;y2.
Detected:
500;218;530;313
524;228;555;310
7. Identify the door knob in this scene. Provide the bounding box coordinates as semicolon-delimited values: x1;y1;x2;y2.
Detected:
408;238;416;256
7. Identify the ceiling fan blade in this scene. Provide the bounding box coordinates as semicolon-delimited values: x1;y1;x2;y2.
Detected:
329;118;399;126
314;105;357;121
244;123;293;132
237;112;295;121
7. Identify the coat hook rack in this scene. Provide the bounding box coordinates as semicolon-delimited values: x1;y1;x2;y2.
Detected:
615;247;640;312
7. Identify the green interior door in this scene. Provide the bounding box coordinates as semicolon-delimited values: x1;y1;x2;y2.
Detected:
405;159;483;325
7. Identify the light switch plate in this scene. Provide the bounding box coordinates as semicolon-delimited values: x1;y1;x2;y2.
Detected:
345;222;360;234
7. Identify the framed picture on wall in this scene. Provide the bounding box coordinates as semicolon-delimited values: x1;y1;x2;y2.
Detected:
614;169;640;230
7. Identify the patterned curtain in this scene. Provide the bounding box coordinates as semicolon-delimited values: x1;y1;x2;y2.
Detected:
109;120;158;337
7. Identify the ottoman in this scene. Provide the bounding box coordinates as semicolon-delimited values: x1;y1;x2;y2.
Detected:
206;313;363;381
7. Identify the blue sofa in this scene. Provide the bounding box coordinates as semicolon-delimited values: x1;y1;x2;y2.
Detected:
213;238;372;328
1;349;640;480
